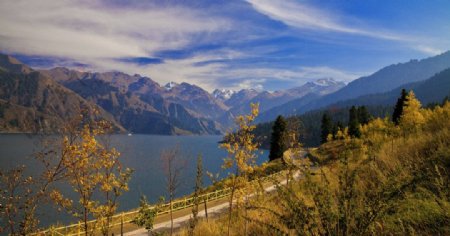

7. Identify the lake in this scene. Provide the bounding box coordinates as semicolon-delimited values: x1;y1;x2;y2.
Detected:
0;134;268;227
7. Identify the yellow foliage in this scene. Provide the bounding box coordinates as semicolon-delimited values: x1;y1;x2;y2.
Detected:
50;120;132;235
400;91;425;131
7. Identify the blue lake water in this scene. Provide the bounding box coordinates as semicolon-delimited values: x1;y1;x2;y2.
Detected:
0;134;268;227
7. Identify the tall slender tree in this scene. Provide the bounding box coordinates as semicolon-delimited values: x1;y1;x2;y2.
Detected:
357;106;371;125
321;113;333;143
220;103;259;236
269;115;288;161
392;89;408;125
348;106;361;138
400;91;425;132
161;146;186;236
189;154;204;236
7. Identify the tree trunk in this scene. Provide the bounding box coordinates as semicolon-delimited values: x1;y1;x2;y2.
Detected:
227;176;237;236
84;208;88;236
203;198;208;222
170;197;173;236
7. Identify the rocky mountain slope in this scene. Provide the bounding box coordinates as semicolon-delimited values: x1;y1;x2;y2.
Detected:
41;67;223;135
0;54;124;133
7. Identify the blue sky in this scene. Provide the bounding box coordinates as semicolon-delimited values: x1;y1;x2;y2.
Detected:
0;0;449;91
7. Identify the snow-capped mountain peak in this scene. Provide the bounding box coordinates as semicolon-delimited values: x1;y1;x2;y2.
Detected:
164;81;179;90
313;78;341;86
212;89;236;101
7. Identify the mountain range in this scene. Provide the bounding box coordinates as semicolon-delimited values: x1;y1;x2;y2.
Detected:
0;51;449;134
257;51;450;122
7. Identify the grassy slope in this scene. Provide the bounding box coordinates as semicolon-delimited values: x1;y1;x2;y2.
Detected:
178;101;450;235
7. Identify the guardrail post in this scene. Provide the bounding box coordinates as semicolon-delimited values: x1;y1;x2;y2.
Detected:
78;221;81;236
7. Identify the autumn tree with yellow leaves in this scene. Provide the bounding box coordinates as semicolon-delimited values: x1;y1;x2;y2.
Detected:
0;166;37;235
400;91;425;133
0;111;132;236
50;120;132;236
220;103;260;236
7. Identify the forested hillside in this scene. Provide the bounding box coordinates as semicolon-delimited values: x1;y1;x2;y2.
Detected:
180;91;450;236
255;67;450;148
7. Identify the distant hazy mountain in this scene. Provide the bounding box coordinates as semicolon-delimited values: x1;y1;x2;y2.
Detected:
265;51;450;118
41;67;223;135
0;54;124;133
286;78;346;96
330;67;450;109
219;78;345;127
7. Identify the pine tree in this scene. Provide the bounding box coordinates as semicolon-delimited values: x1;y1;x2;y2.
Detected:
321;113;333;143
442;95;450;106
269;115;288;161
357;106;370;125
392;89;408;125
348;106;361;137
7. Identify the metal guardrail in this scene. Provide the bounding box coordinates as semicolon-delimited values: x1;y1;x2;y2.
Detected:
33;170;286;236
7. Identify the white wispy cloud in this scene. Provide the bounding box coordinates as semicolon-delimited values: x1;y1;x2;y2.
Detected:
213;66;360;91
245;0;446;55
246;0;403;40
0;0;229;60
413;45;445;55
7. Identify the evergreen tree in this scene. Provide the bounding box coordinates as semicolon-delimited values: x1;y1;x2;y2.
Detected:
332;121;344;139
269;115;288;161
392;89;408;125
348;106;361;137
357;106;370;125
320;113;333;144
442;95;450;106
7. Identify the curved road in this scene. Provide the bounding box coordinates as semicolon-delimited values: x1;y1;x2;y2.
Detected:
125;149;308;235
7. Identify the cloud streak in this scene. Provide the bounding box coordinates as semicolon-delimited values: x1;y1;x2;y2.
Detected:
0;0;229;60
138;51;360;92
246;0;403;40
245;0;446;55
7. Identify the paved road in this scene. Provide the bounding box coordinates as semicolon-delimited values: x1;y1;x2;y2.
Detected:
124;172;300;236
125;149;308;236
